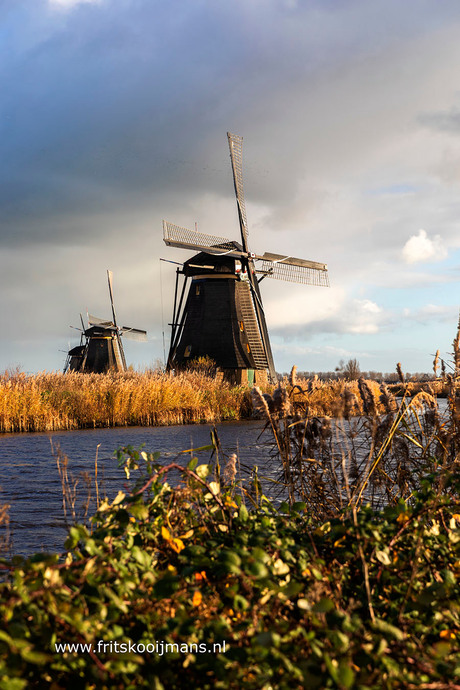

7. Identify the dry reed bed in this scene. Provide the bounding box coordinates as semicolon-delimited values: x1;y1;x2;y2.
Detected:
0;370;250;433
285;374;385;417
0;367;433;434
251;365;455;517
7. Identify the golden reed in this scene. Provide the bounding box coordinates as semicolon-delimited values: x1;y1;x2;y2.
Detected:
0;369;251;433
0;367;443;434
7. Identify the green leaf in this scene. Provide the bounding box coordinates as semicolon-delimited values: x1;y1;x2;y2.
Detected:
292;501;306;513
131;546;152;568
129;502;149;521
375;549;391;566
280;581;303;599
20;648;51;665
0;680;28;690
313;598;334;613
337;661;355;689
238;504;249;522
218;550;242;567
195;464;211;479
248;561;269;579
187;457;198;471
372;618;405;641
232;594;249;610
251;547;270;563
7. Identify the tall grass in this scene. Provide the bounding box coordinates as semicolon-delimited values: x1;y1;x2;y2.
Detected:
0;369;252;433
0;365;449;434
251;362;459;518
0;367;387;434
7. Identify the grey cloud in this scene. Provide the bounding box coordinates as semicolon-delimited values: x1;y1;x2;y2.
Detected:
3;0;460;372
4;0;459;248
419;107;460;134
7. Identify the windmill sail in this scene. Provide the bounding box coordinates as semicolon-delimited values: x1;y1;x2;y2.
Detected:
163;221;242;255
227;133;276;380
228;132;249;252
259;253;329;286
107;269;118;327
120;327;148;341
88;314;115;327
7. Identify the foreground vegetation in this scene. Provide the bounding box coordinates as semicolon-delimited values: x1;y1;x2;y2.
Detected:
0;457;458;689
0;358;459;688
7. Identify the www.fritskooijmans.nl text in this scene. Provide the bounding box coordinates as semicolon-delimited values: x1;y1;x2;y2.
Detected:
55;640;227;656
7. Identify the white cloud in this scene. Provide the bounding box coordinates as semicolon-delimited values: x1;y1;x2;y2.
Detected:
346;300;382;334
402;229;447;264
266;287;386;337
403;303;455;324
48;0;101;8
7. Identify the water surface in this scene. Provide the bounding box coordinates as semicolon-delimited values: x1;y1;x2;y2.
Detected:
0;421;274;556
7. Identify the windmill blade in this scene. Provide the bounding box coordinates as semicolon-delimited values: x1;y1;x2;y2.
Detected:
120;327;148;342
258;253;329;287
88;314;114;327
227;132;249;252
107;269;118;327
163;221;243;256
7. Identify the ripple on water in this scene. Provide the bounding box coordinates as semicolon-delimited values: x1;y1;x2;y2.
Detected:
0;420;273;556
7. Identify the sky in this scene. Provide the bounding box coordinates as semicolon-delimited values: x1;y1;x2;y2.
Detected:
2;0;460;376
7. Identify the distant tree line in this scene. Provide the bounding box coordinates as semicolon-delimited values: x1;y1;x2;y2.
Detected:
280;358;436;383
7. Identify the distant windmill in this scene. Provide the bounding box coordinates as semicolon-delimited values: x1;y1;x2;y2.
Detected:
64;270;147;373
163;132;329;385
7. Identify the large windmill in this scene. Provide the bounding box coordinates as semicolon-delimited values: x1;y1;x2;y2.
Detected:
64;270;147;374
163;133;329;385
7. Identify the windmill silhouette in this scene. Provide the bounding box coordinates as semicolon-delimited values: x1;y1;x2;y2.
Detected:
163;133;329;384
64;270;147;373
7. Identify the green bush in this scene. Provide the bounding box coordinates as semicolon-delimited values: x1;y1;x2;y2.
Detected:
0;446;459;689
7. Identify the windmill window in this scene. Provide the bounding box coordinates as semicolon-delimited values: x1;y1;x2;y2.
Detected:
246;344;251;353
184;345;192;358
239;321;244;332
196;285;201;296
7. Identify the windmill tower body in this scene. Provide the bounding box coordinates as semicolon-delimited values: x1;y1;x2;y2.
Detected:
164;133;329;384
169;252;271;384
65;344;86;372
80;325;126;373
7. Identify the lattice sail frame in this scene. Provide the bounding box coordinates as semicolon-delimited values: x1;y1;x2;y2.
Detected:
259;259;329;286
227;132;249;250
120;327;148;342
163;221;329;286
88;314;115;327
163;221;241;255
